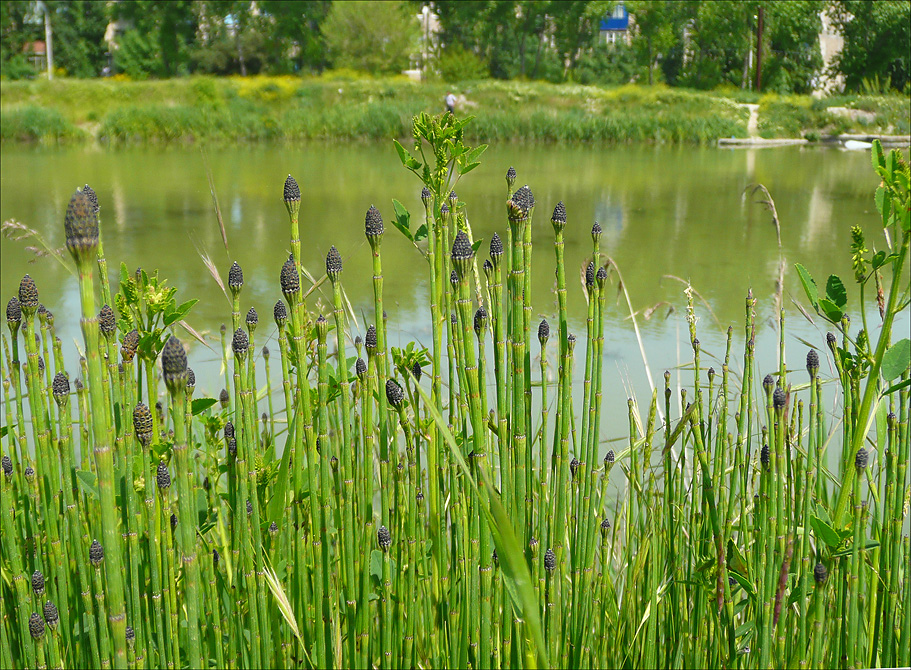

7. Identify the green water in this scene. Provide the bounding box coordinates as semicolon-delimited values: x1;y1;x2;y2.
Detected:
1;143;906;446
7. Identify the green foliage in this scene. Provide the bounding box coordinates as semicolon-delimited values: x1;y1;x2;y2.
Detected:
114;30;160;80
0;105;83;143
322;1;417;75
829;0;911;93
574;42;639;86
437;45;488;83
45;0;109;78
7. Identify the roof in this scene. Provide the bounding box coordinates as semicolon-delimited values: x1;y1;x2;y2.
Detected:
22;41;46;55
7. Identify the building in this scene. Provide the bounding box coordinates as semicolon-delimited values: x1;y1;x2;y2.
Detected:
600;2;631;46
22;40;47;71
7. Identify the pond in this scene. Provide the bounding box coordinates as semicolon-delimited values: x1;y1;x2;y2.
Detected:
1;143;906;455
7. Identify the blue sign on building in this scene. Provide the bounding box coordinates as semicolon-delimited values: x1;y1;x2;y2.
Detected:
600;3;630;32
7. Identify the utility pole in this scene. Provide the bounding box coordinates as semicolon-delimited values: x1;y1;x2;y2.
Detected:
754;4;763;92
37;0;54;80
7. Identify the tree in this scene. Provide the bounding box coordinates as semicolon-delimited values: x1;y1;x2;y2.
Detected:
626;0;685;85
762;0;823;94
112;0;198;77
549;1;613;78
322;0;418;74
45;0;108;78
828;0;911;92
257;0;330;73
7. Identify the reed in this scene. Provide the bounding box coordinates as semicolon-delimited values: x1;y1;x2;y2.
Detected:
1;121;908;670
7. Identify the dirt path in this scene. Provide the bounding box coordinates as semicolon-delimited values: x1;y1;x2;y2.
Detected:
744;104;759;138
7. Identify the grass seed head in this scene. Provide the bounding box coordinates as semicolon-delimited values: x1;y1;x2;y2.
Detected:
162;335;188;394
604;450;615;467
273;300;288;328
489;232;503;268
280;258;300;296
585;261;595;288
269;521;278;535
386;379;404;407
52;372;69;405
283;175;301;218
89;539;104;566
6;297;21;330
474;306;487;336
506;166;517;188
551;201;566;231
773;387;786;410
133;403;152;444
43;601;59;630
411;361;422;382
826;332;837;348
32;570;45;595
18;275;39;315
316;314;328;340
170;513;178;530
761;444;770;468
125;625;135;647
529;535;539;557
451;230;474;277
2;455;12;478
483;258;493;281
814;562;828;583
365;325;377;353
365;205;384;240
356;357;368;379
567;332;576;352
600;518;612;538
227;437;237;457
64;188;100;262
855;447;868;471
29;612;45;640
121;329;139;363
186;367;196;391
246;307;258;332
82;184;100;214
806;349;819;376
544;548;556;572
99;304;116;338
25;465;35;481
763;373;774;394
421;186;432;204
538;318;550;344
450;270;458;289
326;245;343;282
224;421;235;440
228;261;244;295
232;328;249;359
591;222;602;243
220;388;230;408
570;457;581;479
157;461;171;490
378;525;391;551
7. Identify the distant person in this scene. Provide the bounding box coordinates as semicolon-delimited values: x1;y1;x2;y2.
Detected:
445;91;456;115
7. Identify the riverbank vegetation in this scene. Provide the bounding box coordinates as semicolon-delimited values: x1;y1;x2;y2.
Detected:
1;110;909;669
2;75;909;145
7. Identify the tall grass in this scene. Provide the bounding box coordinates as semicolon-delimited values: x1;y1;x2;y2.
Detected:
1;115;909;670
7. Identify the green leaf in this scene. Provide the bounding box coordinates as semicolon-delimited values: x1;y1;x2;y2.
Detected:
881;378;911;396
871;250;888;269
413;224;428;243
829;541;880;559
392;139;421;171
391;198;413;242
471;238;484;254
881;338;910;380
191;398;218;415
817;298;843;324
0;426;7;439
871;140;885;170
76;470;98;500
795;263;818;309
810;515;841;549
459;162;481;176
825;274;847;309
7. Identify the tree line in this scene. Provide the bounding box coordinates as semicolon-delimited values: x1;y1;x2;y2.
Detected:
1;1;908;93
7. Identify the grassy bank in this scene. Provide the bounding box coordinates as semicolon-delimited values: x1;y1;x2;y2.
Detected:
1;75;908;145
